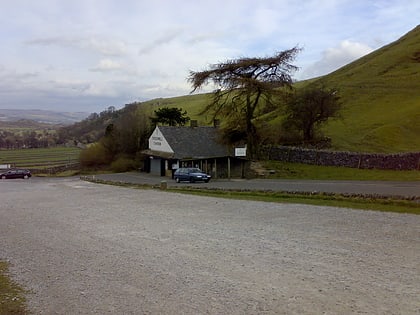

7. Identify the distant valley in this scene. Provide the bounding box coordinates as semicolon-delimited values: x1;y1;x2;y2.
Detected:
0;109;89;125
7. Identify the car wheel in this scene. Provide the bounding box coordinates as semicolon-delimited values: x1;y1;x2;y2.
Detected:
204;179;210;183
1;175;5;179
189;177;195;183
24;175;29;179
175;177;180;183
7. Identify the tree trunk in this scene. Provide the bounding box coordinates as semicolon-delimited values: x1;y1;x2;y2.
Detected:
245;91;262;159
303;125;313;142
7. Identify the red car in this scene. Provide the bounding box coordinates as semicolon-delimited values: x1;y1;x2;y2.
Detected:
0;169;32;179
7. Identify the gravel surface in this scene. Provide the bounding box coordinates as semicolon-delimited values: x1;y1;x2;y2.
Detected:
1;177;419;314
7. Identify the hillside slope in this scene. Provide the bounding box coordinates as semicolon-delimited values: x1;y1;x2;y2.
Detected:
140;94;214;126
138;26;420;153
314;25;420;152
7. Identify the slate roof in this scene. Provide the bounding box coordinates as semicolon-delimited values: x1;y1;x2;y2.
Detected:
157;126;232;159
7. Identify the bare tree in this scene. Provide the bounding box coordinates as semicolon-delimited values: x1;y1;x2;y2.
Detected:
188;47;300;157
283;85;342;143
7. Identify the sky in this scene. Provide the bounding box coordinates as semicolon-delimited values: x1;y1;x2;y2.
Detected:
0;0;419;114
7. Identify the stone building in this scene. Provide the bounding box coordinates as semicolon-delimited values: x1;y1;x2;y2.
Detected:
142;124;248;178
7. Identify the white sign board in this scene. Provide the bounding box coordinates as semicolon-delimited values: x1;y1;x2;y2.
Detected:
235;147;247;157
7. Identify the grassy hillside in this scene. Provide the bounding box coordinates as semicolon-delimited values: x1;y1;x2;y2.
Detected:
137;26;420;153
141;93;214;126
316;25;420;152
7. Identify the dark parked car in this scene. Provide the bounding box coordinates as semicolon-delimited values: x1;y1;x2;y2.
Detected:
0;169;32;179
174;167;211;183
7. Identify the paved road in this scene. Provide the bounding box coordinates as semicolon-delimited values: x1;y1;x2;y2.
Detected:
93;172;420;198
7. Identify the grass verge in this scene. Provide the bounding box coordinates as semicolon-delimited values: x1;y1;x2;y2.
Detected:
261;161;420;181
0;261;28;315
169;187;419;215
81;177;420;215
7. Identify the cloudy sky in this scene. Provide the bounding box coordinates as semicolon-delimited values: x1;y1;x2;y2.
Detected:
1;0;419;113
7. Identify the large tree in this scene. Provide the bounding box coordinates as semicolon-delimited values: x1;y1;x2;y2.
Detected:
283;85;342;142
116;106;152;155
188;47;300;157
80;105;153;169
150;107;190;126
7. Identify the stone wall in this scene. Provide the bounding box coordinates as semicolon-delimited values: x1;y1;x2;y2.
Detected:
261;146;420;170
31;163;80;175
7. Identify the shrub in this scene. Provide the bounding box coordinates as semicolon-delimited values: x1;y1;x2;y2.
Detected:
79;143;110;167
110;156;136;173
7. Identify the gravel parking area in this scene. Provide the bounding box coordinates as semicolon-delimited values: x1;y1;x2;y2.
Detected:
1;177;419;314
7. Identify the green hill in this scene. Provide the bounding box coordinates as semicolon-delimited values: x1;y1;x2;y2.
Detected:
314;25;420;153
140;93;214;126
140;26;420;153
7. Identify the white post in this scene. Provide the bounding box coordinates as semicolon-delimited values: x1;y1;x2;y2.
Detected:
227;157;231;180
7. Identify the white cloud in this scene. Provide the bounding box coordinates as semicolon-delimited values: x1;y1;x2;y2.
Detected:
0;0;419;112
90;59;123;72
26;36;127;56
85;37;128;56
300;40;374;79
48;79;91;94
139;28;185;55
82;83;118;97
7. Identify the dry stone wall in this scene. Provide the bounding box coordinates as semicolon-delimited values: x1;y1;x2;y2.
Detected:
31;163;80;175
261;146;420;170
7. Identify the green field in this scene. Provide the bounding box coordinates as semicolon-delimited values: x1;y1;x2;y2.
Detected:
0;147;81;170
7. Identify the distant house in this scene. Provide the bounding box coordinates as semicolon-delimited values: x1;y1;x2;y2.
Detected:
142;123;248;178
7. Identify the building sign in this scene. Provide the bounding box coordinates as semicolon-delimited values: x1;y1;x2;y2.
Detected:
149;127;174;153
235;147;247;157
151;136;163;146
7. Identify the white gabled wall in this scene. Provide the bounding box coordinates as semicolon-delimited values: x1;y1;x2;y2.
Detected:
149;126;174;153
